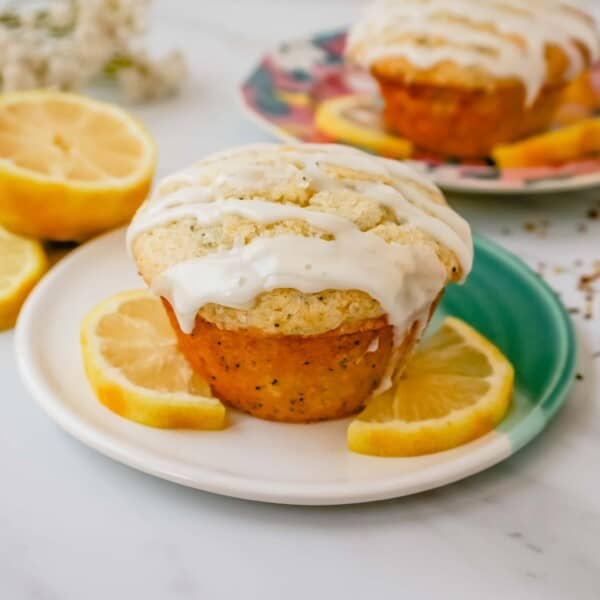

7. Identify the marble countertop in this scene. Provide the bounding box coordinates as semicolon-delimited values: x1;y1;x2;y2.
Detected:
1;1;599;598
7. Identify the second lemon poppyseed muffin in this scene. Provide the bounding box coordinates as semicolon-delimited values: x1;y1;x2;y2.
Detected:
346;0;600;157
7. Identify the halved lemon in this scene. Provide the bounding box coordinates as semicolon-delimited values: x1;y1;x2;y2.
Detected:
0;90;157;241
81;289;226;429
348;317;514;457
315;95;413;159
0;225;47;330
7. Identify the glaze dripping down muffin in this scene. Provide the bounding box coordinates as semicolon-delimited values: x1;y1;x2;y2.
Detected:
127;143;473;422
346;0;600;157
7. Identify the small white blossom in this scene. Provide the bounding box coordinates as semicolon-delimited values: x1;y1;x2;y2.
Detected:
47;2;74;29
47;54;84;89
0;0;187;102
3;63;38;91
117;49;187;101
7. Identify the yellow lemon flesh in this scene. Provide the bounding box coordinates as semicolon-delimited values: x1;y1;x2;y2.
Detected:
492;118;600;168
315;95;413;159
0;225;47;330
81;290;226;430
348;317;514;457
0;91;156;241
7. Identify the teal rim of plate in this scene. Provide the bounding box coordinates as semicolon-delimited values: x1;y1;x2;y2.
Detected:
445;234;577;454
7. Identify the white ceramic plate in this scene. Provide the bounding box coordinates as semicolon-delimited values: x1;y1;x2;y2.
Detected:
15;229;574;505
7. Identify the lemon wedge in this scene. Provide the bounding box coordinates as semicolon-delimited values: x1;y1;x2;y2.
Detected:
492;118;600;168
0;91;156;241
348;317;514;457
81;290;226;429
0;225;47;330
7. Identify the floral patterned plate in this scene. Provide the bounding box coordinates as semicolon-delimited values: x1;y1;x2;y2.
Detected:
240;29;600;195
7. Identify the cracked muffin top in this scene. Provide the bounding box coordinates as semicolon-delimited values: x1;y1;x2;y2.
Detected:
346;0;600;104
128;143;472;336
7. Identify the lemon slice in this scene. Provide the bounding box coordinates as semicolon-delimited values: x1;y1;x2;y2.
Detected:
0;91;157;241
81;290;226;429
492;118;600;168
315;95;413;159
348;317;514;457
0;225;47;330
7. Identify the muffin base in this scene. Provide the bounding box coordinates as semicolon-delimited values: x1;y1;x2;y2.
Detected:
162;300;429;423
376;77;564;158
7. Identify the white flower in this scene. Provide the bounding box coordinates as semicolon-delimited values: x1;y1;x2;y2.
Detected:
0;0;187;101
47;2;74;29
116;49;187;101
2;63;38;91
47;54;84;89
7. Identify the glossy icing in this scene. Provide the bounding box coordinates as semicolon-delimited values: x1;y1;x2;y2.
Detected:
347;0;600;104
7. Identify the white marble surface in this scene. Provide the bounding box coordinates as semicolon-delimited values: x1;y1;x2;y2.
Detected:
1;1;600;598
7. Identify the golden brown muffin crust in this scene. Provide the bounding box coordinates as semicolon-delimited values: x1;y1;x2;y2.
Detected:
131;145;465;335
347;1;598;91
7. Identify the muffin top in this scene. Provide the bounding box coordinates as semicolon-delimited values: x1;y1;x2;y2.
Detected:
346;0;600;104
128;143;472;337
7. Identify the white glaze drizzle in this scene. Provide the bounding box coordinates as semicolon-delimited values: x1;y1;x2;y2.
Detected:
127;144;472;349
152;233;446;339
347;0;600;104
